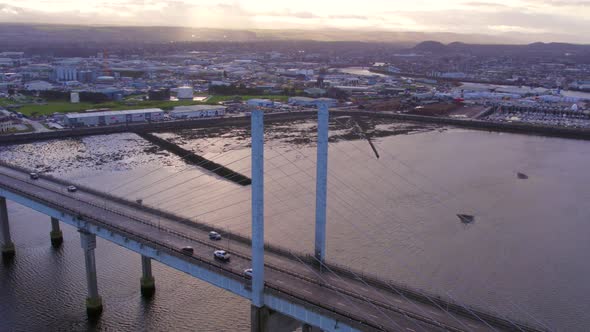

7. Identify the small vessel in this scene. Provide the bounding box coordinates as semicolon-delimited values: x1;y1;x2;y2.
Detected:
517;172;529;180
457;214;475;224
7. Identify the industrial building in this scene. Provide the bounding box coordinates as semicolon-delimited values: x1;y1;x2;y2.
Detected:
55;66;77;81
170;105;226;119
288;97;337;108
176;86;194;99
247;99;274;107
64;108;164;127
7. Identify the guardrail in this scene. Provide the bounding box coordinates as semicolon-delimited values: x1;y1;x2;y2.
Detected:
0;171;386;332
0;161;545;331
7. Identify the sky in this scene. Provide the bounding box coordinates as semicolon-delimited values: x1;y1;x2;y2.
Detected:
0;0;589;42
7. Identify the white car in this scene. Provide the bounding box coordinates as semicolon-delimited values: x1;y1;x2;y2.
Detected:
244;268;253;279
67;185;77;192
213;250;231;262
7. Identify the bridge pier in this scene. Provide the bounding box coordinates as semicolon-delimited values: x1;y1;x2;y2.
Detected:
79;230;102;317
302;323;323;332
250;305;301;332
50;217;63;247
140;255;155;297
0;197;15;259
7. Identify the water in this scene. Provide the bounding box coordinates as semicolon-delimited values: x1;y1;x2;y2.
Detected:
1;124;590;331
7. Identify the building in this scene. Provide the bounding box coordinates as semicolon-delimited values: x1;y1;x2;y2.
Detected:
24;80;54;91
176;86;194;99
55;66;77;81
0;116;13;132
148;88;170;101
70;92;80;103
64;108;164;127
304;88;326;97
170;105;226;119
288;97;337;108
247;99;274;108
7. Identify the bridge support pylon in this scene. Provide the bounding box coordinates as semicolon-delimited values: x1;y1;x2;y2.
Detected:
251;108;265;308
50;217;63;247
0;197;15;259
79;230;102;317
314;103;329;266
250;305;301;332
140;255;155;297
302;323;323;332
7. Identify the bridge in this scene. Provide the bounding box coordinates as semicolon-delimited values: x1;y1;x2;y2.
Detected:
0;108;542;331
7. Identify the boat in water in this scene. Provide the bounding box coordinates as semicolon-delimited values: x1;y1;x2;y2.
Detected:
457;214;475;224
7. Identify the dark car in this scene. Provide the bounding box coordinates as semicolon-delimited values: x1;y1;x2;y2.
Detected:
181;246;194;255
30;172;39;180
209;231;222;241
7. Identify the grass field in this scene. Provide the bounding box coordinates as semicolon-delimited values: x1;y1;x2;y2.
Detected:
3;95;290;117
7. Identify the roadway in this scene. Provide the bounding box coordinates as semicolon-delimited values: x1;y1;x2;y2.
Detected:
0;164;539;332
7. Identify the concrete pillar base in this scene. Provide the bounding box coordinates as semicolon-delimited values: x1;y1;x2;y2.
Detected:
302;323;323;332
140;276;155;297
86;297;103;317
1;242;15;259
50;230;63;247
251;305;301;332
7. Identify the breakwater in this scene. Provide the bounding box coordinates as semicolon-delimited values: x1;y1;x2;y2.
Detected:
135;132;251;186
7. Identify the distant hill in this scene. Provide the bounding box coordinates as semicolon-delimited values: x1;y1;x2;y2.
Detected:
0;23;573;47
411;41;590;62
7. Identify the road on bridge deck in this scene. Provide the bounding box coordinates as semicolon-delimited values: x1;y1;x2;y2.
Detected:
0;164;526;332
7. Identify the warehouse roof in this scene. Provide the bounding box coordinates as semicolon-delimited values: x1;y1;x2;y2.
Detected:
171;105;226;112
65;108;164;119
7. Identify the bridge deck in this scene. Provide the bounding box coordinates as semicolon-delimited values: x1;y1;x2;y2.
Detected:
0;164;535;331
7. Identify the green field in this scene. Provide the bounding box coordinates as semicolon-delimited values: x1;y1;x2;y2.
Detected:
5;95;290;117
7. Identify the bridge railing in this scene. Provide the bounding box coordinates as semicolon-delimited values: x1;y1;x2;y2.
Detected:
0;161;545;331
0;168;389;332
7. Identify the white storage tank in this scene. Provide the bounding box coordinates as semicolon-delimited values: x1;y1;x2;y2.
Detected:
177;86;194;100
70;92;80;103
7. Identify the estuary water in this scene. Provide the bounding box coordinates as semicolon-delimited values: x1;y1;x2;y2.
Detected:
1;121;590;331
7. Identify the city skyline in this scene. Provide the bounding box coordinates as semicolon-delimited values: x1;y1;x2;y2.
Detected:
0;0;589;43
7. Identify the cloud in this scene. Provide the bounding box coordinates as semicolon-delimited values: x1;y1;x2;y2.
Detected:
0;1;588;43
329;14;369;20
525;0;590;7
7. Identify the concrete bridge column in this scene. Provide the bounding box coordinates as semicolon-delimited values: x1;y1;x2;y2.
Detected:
79;230;102;317
314;103;329;265
302;323;323;332
251;305;301;332
0;197;15;259
140;255;155;297
50;217;63;247
251;109;265;307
